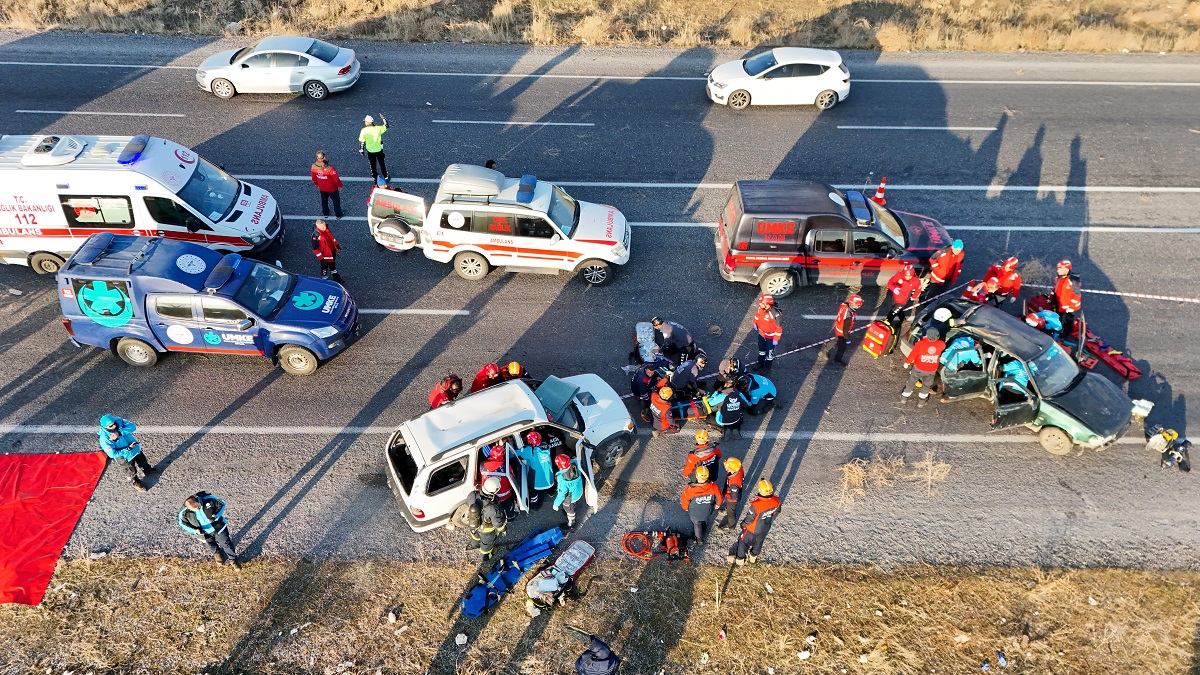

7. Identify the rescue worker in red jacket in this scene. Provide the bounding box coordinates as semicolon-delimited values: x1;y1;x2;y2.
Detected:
728;479;781;565
681;465;722;545
886;264;922;332
650;385;679;436
902;327;946;408
310;219;341;281
428;373;463;409
309;151;345;219
827;293;863;366
1052;259;1083;337
921;239;964;302
501;361;529;381
682;429;722;480
751;294;783;370
479;443;516;517
963;277;1003;307
470;363;505;393
984;256;1022;303
715;457;744;529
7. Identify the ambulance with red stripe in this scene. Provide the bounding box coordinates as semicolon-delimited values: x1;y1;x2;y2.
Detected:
715;179;950;298
0;133;282;275
367;164;630;286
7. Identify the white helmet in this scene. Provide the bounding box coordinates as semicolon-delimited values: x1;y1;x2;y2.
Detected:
363;115;374;124
481;476;501;497
933;308;952;322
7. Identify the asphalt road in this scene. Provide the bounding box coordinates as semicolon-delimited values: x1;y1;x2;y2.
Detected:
0;33;1198;570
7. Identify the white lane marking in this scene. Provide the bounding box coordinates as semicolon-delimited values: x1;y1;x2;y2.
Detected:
0;60;192;70
856;79;1200;87
358;309;471;315
0;424;1145;445
363;70;704;81
1023;284;1200;304
431;119;594;127
838;125;998;131
15;109;186;117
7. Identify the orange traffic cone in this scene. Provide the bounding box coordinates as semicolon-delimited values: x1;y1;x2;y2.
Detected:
871;177;887;206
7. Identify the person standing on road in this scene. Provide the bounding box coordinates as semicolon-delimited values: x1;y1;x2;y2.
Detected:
309;151;345;219
715;457;744;529
469;477;507;561
710;381;749;440
311;220;341;281
97;414;157;492
1052;259;1083;337
682;429;722;480
428;373;463;409
984;256;1022;304
651;316;696;367
902;327;946;408
826;293;863;366
886;263;922;332
552;454;585;530
178;492;240;568
681;465;722;546
921;239;965;302
515;430;556;510
358;114;389;183
751;294;783;371
728;479;781;566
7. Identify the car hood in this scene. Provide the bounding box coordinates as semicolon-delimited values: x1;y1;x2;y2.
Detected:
710;60;751;84
560;374;632;439
573;202;629;247
199;49;240;72
275;276;351;327
1046;372;1134;438
894;211;952;254
223;185;278;236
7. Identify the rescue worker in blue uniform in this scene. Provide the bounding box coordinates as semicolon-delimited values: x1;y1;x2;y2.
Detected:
553;454;585;530
97;414;157;492
515;430;556;509
669;353;708;400
178;491;240;567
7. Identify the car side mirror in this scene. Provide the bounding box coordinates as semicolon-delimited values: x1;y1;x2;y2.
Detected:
186;220;201;233
241;63;250;69
549;234;561;244
886;249;896;259
236;319;253;331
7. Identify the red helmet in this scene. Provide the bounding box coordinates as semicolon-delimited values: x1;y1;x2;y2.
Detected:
484;363;501;378
1057;259;1072;271
554;454;572;470
1003;257;1018;271
488;444;505;461
758;293;775;306
902;263;915;275
848;294;864;308
984;277;1000;289
525;430;542;446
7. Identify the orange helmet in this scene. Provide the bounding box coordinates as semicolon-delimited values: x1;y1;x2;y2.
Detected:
694;466;710;482
724;457;741;473
695;429;709;445
757;479;774;496
506;361;523;377
658;386;674;399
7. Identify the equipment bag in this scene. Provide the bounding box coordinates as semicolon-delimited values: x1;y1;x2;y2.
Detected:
862;320;895;358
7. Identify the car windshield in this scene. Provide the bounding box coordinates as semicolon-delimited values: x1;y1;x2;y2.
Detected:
305;39;340;63
866;199;907;248
743;51;777;76
232;262;295;319
176;158;241;223
546;185;579;237
229;46;254;64
1029;342;1080;396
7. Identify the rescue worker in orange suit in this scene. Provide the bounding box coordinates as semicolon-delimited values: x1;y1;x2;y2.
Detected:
902;327;946;408
826;293;863;366
886;263;922;332
630;362;660;422
963;277;1004;307
921;239;964;302
984;256;1022;304
715;457;744;529
470;363;505;393
501;361;529;381
479;443;516;517
728;479;781;565
681;465;722;545
751;294;783;370
1052;259;1083;337
650;386;679;437
651;316;696;367
682;429;722;480
428;373;463;409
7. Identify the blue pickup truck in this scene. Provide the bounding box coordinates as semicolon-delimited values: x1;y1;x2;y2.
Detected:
57;233;357;375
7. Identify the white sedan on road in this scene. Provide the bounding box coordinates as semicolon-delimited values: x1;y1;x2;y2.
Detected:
707;47;850;111
196;36;361;100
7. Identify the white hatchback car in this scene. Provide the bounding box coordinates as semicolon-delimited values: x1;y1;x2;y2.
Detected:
707;48;850;111
196;36;360;100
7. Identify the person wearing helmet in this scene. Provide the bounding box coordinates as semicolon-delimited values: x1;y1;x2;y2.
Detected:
984;257;1022;303
963;277;1003;307
827;293;864;366
358;113;389;182
479;442;516;516
716;457;745;529
631;360;668;422
669;353;708;399
515;430;556;509
97;414;157;492
708;380;750;440
682;430;722;480
1146;426;1191;472
921;239;965;302
680;464;722;545
650;316;697;367
1024;310;1062;336
714;358;744;389
1052;259;1083;337
886;263;922;332
429;373;463;409
552;453;586;529
728;479;781;565
470;363;505;393
501;361;529;381
751;294;783;370
902;327;946;408
927;306;956;337
470;476;507;561
650;385;679;436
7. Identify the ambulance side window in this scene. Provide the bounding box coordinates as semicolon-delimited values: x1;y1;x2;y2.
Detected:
61;196;134;229
517;215;555;238
473;211;514;236
201;297;249;325
144;197;208;231
155;296;196;320
427;456;468;496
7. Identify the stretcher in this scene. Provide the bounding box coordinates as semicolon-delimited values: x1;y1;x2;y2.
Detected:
1025;295;1142;380
460;527;563;618
524;539;596;616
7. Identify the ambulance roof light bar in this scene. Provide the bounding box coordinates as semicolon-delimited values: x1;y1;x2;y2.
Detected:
117;134;151;165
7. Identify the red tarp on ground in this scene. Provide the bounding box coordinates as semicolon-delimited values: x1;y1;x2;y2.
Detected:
0;452;108;605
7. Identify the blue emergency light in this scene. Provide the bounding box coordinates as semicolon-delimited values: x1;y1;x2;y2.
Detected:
203;253;241;292
516;175;537;204
117;134;151;165
845;190;873;224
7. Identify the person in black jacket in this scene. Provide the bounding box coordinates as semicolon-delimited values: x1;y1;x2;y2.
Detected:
651;316;696;366
629;361;661;421
178;492;241;568
669;353;708;399
565;625;621;675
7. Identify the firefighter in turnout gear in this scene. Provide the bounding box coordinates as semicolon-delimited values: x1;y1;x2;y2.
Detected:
827;293;863;365
728;479;781;565
469;477;508;561
682;429;722;479
752;294;783;370
681;465;722;545
715;457;744;529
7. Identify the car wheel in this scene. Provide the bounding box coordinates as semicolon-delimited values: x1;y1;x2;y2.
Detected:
279;345;319;375
758;270;796;298
304;80;329;100
577;259;612;286
211;78;236;99
448;503;472;531
596;436;631;469
815;90;839;110
1038;426;1073;455
29;252;65;275
116;337;158;367
728;90;751;110
453;251;490;280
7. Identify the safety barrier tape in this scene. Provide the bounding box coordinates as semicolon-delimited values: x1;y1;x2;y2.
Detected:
1024;284;1200;305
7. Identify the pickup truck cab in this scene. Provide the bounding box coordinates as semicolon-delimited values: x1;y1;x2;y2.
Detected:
715;179;951;298
57;233;357;375
368;164;631;286
384;374;636;532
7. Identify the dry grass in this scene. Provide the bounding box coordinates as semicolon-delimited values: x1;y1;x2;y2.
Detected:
838;452;946;506
5;554;1193;673
2;0;1199;51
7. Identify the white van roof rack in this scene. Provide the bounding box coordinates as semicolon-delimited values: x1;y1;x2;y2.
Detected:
20;135;88;167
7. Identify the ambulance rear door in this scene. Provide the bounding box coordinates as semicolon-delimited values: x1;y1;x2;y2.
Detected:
368;188;425;252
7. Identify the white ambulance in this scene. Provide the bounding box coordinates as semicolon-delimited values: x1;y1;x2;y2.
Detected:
367;164;631;286
0;134;283;274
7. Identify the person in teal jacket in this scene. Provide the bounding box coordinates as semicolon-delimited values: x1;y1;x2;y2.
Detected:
552;454;585;529
97;414;157;491
515;430;556;509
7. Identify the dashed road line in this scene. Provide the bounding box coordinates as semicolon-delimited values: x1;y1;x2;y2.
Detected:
358;309;471;315
838;125;998;131
431;119;594;127
15;109;186;117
